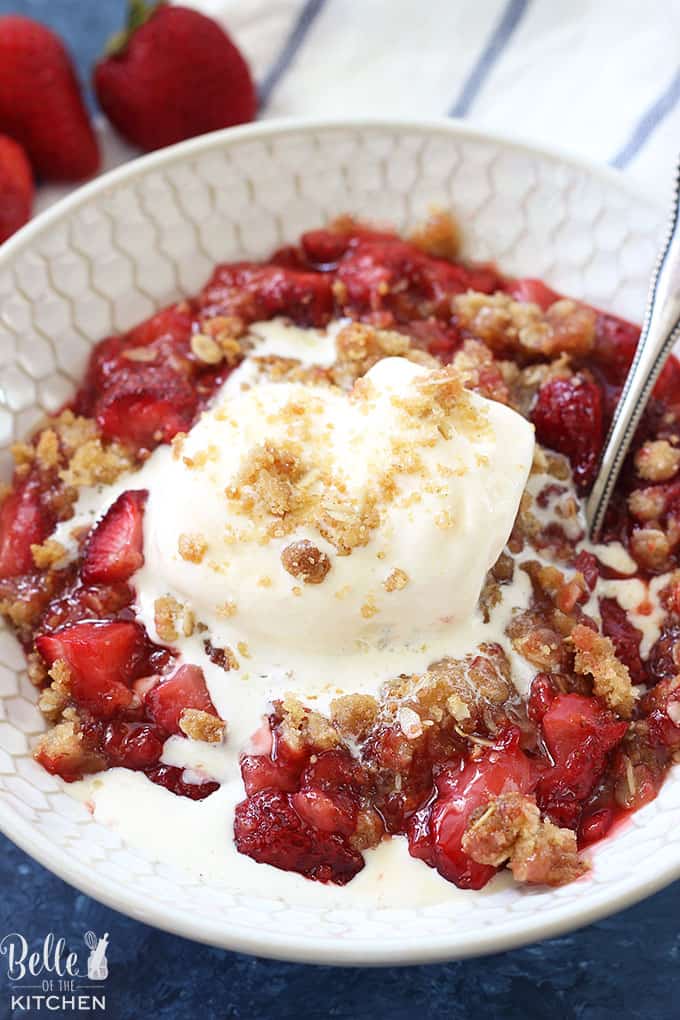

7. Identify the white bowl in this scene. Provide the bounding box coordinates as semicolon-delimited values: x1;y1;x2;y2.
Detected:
0;118;673;964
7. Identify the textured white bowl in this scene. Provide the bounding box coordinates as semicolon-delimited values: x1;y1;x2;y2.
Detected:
0;118;673;964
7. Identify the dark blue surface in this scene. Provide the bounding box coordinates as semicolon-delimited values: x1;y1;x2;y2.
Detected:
1;2;679;1015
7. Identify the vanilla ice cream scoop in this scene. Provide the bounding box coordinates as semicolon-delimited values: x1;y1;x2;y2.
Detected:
139;355;534;661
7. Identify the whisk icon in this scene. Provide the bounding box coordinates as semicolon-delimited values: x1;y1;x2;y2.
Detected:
84;930;109;981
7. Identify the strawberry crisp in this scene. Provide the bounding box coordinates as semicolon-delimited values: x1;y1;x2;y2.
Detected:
3;212;680;894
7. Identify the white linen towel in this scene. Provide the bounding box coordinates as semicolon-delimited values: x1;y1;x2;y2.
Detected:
35;0;680;212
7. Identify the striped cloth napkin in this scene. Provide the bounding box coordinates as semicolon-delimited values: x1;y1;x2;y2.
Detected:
37;0;680;211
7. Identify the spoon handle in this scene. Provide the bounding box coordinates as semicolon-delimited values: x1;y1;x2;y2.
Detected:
586;161;680;539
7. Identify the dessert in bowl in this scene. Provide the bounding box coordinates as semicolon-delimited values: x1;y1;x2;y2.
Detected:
0;120;675;962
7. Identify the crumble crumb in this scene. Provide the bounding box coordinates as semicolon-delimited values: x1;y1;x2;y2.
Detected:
462;792;587;886
178;532;208;564
630;526;671;571
35;429;59;469
30;538;66;569
191;332;224;364
154;595;194;643
454;291;596;358
237;641;250;658
409;209;461;260
216;600;237;618
26;650;47;687
59;438;132;488
37;659;72;721
179;708;225;743
330;694;378;741
331;321;436;390
360;597;378;619
383;568;409;592
570;623;634;718
634;439;680;482
33;715;105;777
278;695;340;753
122;346;158;362
281;539;331;584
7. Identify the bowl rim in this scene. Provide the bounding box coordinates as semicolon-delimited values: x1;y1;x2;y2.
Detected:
0;115;671;965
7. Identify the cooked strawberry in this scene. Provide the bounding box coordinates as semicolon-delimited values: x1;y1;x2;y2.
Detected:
94;2;256;153
532;375;604;492
146;763;219;800
0;15;99;180
36;620;147;718
537;693;627;828
599;597;645;685
82;490;148;584
125;304;194;347
199;262;334;328
240;754;301;796
0;134;32;242
94;363;198;448
0;476;52;579
145;664;217;735
505;277;560;310
234;789;364;884
102;720;165;769
541;694;627;765
407;728;536;890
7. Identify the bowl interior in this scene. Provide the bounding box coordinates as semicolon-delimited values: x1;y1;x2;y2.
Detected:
0;120;673;964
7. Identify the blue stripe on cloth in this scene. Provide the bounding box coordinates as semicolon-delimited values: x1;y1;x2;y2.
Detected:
448;0;531;117
611;69;680;169
258;0;329;109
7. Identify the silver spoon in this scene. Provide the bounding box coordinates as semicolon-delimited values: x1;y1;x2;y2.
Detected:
586;160;680;539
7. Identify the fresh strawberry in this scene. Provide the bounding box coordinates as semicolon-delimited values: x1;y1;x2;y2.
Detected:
0;134;32;242
81;490;148;585
0;15;99;180
145;664;218;735
36;620;147;719
407;728;536;890
0;476;52;579
94;1;256;153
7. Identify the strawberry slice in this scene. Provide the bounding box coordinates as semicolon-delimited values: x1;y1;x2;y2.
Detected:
407;728;537;890
36;620;147;719
145;664;218;735
81;489;148;585
0;476;52;579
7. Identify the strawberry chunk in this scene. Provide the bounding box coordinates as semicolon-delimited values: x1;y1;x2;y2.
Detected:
537;693;627;828
36;620;147;719
0;476;52;579
102;720;165;769
145;664;218;735
234;789;364;884
532;375;604;492
81;490;148;585
199;262;334;327
407;729;536;890
94;365;198;449
505;277;560;310
146;764;219;800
